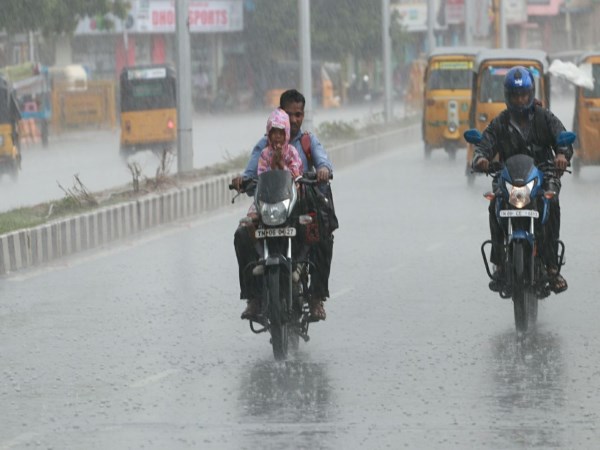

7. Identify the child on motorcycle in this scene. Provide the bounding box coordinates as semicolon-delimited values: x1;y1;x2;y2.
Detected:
257;108;303;178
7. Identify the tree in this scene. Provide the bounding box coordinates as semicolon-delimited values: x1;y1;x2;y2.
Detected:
0;0;130;36
243;0;297;60
243;0;407;61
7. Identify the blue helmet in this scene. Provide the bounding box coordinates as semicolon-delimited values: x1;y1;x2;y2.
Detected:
504;66;535;115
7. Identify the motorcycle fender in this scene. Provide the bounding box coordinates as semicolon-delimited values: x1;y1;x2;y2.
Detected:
266;255;284;267
509;230;535;246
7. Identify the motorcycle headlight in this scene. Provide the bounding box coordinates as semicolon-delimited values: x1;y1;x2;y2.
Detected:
448;122;458;133
506;180;535;209
259;199;290;226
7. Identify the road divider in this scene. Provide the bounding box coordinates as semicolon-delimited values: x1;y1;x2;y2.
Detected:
0;124;420;275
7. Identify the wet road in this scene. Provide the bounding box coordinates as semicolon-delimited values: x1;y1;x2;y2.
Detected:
0;102;393;213
1;124;600;448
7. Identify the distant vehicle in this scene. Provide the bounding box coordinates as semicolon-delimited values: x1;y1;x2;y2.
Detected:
0;75;21;181
49;64;88;92
119;65;177;158
259;60;342;109
1;62;52;147
422;46;482;160
571;51;600;177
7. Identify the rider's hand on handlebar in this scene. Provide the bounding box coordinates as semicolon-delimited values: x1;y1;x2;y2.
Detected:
231;176;243;192
317;167;330;183
475;158;490;173
554;154;568;172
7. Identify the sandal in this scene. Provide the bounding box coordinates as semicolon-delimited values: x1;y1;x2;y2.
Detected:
547;268;568;294
308;298;326;321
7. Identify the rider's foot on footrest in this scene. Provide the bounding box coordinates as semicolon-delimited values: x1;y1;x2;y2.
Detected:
548;268;568;294
308;298;326;321
241;297;261;319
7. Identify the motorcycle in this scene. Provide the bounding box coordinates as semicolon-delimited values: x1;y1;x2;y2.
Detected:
464;129;576;333
230;170;330;360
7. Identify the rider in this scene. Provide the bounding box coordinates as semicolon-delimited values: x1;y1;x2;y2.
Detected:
472;65;572;294
232;89;337;321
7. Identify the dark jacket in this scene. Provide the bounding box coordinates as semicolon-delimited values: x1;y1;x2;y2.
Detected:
472;105;573;169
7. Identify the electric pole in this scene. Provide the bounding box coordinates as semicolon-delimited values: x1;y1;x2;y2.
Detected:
175;0;194;172
382;0;393;122
299;0;313;131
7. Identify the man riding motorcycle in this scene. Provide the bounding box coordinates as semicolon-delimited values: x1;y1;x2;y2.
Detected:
472;66;572;294
231;89;338;321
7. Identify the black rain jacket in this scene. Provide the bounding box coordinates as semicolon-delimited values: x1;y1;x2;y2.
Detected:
472;105;573;169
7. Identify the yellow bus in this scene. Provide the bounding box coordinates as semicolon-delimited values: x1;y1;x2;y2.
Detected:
119;65;177;158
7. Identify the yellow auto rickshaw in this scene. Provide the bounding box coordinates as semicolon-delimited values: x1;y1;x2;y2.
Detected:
571;51;600;177
0;75;21;181
422;46;482;159
119;65;177;158
466;49;550;183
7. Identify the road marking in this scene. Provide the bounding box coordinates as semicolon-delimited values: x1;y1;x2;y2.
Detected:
129;369;179;388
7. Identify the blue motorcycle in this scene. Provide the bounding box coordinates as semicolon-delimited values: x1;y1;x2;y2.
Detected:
464;129;575;332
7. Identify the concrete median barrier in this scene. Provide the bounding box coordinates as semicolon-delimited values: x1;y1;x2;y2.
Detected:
0;124;419;275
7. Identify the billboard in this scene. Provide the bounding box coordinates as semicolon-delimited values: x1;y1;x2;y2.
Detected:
392;0;446;32
76;0;244;34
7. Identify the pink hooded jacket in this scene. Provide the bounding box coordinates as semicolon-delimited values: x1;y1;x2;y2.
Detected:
257;108;303;179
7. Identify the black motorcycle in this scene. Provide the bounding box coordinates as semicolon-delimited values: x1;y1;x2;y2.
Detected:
230;171;330;360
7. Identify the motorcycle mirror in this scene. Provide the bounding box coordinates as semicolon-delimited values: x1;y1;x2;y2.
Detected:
557;131;576;147
464;129;483;144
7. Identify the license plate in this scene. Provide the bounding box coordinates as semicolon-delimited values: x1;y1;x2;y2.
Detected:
500;210;539;218
255;227;296;238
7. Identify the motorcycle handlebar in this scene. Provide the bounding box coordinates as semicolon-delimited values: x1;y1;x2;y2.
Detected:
297;172;334;185
473;160;572;177
228;172;333;191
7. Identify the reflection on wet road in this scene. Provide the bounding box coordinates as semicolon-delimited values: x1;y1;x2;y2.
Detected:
489;329;567;449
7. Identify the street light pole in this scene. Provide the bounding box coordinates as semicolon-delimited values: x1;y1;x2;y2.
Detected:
499;0;507;48
427;0;436;52
565;0;573;50
382;0;393;122
299;0;313;131
175;0;194;172
464;0;473;46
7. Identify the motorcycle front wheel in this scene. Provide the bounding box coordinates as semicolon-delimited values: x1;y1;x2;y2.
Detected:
511;241;537;333
266;265;289;361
